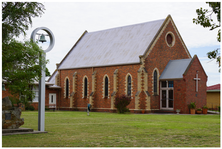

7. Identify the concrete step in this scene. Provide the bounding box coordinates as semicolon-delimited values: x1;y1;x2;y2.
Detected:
3;128;34;134
2;128;48;136
2;130;47;136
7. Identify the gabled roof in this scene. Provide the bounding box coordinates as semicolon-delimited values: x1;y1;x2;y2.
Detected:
58;18;166;70
207;84;220;92
47;70;61;88
48;70;58;84
159;58;192;80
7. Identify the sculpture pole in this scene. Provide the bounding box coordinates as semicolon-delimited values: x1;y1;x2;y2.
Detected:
31;27;55;132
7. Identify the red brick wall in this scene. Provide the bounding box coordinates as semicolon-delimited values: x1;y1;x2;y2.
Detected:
139;91;146;109
2;89;11;98
31;102;38;110
58;64;140;110
184;56;207;113
144;20;190;110
2;84;16;98
174;79;187;113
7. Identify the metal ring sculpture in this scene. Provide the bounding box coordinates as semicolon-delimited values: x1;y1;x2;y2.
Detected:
31;27;55;53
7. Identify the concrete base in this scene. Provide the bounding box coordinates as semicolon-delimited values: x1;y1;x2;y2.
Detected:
2;128;47;136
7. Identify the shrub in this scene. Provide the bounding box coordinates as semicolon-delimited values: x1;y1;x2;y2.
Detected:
28;105;35;111
203;105;208;109
114;94;131;113
218;106;220;112
188;102;196;109
25;105;35;111
197;108;202;111
8;96;21;107
45;106;50;111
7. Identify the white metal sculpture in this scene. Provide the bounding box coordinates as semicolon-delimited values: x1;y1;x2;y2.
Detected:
31;27;55;132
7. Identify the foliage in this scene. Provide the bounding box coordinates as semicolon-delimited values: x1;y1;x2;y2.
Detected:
20;94;32;110
45;106;50;111
2;39;49;99
2;2;50;101
114;94;131;113
8;96;20;108
218;106;220;112
193;2;221;70
2;2;45;42
203;105;208;109
188;102;196;109
197;108;202;111
25;105;35;111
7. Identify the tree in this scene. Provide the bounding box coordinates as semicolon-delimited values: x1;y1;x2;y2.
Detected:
2;2;45;42
2;2;50;101
193;2;221;71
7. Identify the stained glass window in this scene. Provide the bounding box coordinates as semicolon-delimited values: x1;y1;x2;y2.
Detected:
105;76;108;97
84;77;87;97
127;75;131;96
154;70;157;94
66;78;69;97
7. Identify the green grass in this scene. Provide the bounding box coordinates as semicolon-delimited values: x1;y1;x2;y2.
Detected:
2;111;220;147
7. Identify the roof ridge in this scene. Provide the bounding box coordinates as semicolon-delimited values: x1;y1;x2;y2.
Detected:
88;18;166;34
169;58;192;62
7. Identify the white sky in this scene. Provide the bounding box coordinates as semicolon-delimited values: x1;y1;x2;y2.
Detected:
21;1;221;86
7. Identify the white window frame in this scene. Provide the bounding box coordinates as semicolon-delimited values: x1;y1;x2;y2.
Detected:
32;85;39;103
49;93;56;105
160;81;174;110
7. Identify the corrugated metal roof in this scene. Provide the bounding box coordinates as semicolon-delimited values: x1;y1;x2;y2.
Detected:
58;19;165;69
207;84;220;90
48;70;58;84
159;58;192;80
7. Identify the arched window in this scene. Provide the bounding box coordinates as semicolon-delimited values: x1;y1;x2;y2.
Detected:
153;70;157;94
66;78;69;97
105;76;108;97
127;75;131;96
84;77;88;97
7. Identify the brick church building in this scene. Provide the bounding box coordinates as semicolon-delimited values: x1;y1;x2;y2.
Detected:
3;15;207;114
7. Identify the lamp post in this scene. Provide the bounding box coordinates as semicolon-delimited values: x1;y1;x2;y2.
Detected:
31;27;55;132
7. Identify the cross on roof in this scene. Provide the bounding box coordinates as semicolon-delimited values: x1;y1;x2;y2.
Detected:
194;73;201;92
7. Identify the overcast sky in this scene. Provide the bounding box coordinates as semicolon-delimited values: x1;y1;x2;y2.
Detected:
21;1;220;86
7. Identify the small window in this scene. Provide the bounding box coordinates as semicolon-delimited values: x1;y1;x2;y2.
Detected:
165;32;175;47
127;75;131;96
167;34;173;45
66;78;69;97
168;81;174;88
153;70;157;94
84;77;87;97
161;81;167;88
105;76;108;97
51;95;53;103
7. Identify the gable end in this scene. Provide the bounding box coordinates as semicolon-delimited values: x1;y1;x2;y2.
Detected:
143;15;191;59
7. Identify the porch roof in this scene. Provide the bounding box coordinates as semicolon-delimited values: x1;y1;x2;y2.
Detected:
159;58;192;80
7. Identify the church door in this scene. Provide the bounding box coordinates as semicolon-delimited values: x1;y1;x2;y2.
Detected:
49;93;56;107
160;81;174;109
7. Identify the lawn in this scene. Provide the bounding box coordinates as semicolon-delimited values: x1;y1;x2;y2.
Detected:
2;111;220;147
